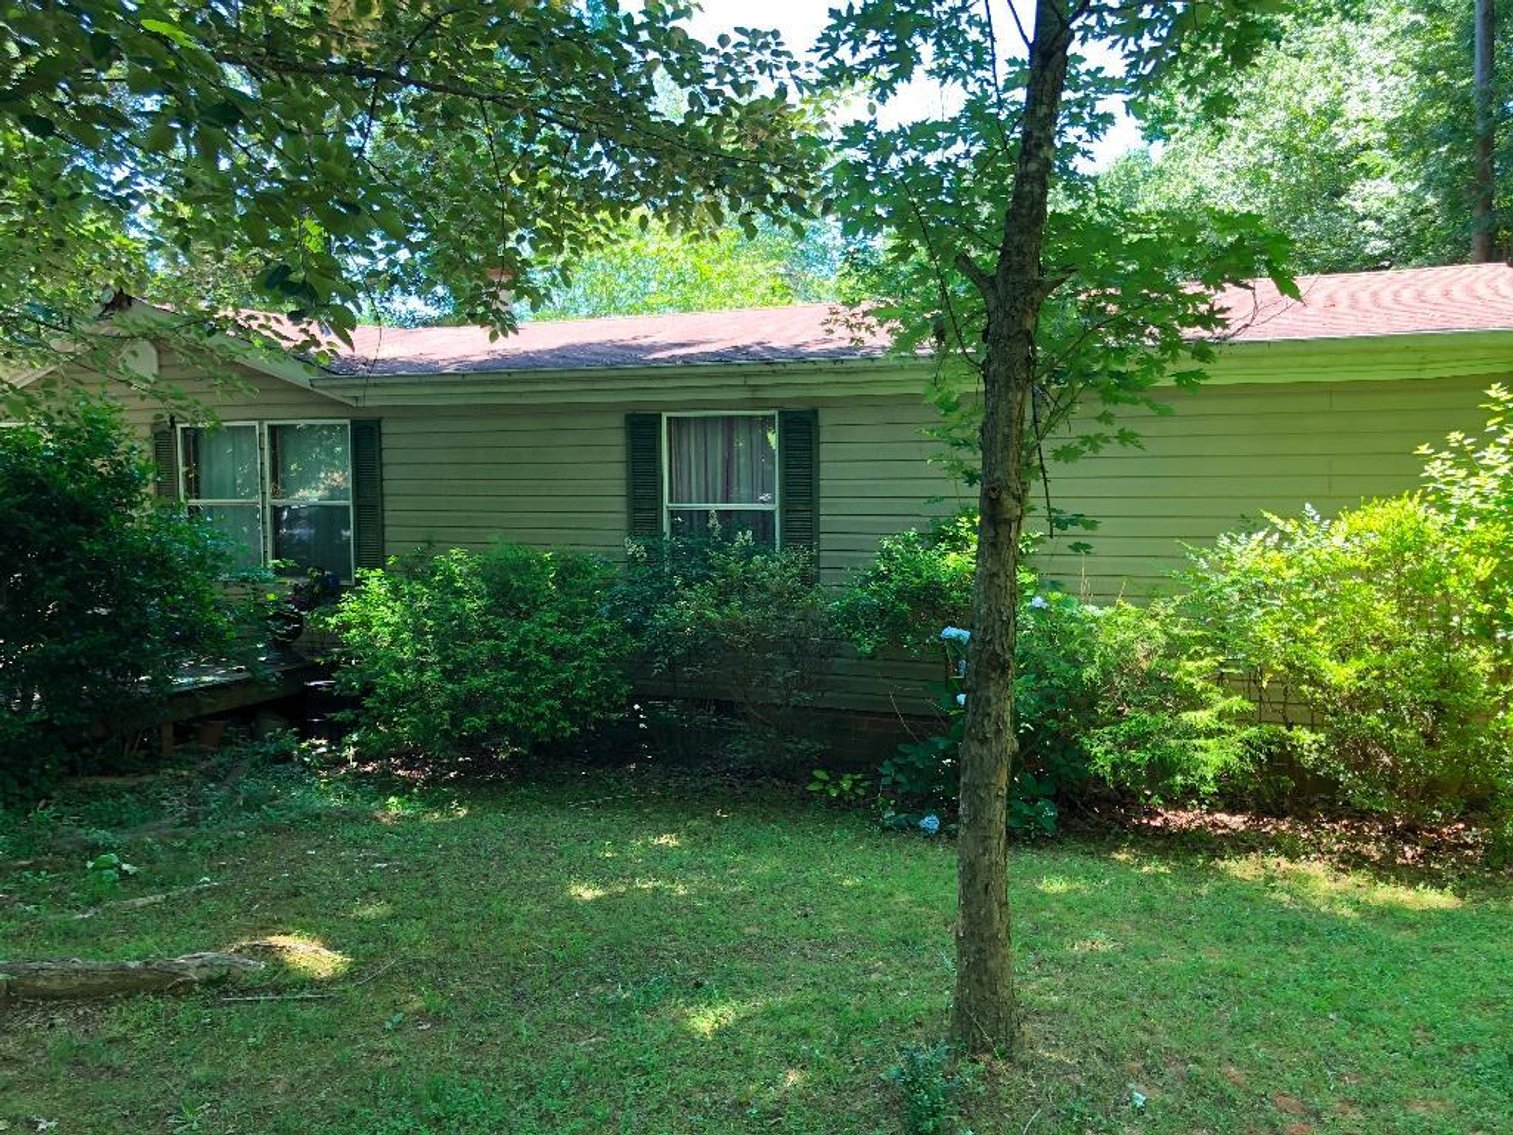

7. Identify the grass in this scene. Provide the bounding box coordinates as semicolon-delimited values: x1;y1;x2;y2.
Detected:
2;757;1510;1135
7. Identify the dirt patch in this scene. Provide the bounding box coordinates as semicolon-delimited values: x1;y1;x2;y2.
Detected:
1271;1092;1310;1116
1069;805;1509;887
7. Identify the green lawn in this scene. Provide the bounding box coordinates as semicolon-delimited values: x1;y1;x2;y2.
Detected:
2;763;1510;1134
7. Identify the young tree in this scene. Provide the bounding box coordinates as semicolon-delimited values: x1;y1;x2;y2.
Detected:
0;1;820;395
819;0;1295;1055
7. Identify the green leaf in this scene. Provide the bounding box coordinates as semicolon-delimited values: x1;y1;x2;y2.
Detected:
87;31;115;62
140;19;197;48
201;100;244;129
17;113;55;138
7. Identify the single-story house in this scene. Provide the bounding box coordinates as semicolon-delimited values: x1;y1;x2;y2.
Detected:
19;263;1513;719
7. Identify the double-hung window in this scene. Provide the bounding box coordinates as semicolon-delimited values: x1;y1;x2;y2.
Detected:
625;409;816;553
180;421;354;579
664;412;779;546
180;423;263;573
267;423;352;577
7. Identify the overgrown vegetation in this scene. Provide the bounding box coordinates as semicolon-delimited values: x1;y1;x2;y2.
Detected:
0;403;234;801
323;531;834;770
1182;498;1512;822
830;512;982;658
15;395;1513;859
617;531;832;767
323;543;633;759
829;388;1513;851
833;514;1252;837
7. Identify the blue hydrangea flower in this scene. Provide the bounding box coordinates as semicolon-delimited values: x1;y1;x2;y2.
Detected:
939;626;971;644
1029;595;1050;610
955;692;967;706
919;813;941;835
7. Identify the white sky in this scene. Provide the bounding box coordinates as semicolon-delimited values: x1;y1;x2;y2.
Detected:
682;0;1146;170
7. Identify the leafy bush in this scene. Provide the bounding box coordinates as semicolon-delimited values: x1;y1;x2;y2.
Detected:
0;402;233;801
617;529;831;766
878;591;1248;836
838;511;1250;832
1054;600;1250;799
831;511;981;657
1181;495;1512;821
325;542;632;758
1419;383;1513;664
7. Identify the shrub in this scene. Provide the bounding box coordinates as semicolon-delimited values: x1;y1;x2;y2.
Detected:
1057;600;1251;799
831;511;981;657
0;402;233;801
617;529;831;766
878;591;1248;835
325;542;632;758
1181;495;1512;820
1419;383;1513;663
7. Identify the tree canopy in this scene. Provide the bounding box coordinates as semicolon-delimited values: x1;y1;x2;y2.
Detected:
1106;0;1511;272
0;0;821;380
529;217;839;321
820;0;1296;493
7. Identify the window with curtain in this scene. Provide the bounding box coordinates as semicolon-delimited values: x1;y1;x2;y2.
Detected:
181;424;263;572
665;413;778;545
268;423;352;579
179;422;354;578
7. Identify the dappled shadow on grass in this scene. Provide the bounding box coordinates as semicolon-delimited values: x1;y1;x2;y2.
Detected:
1066;803;1512;893
5;765;1512;1134
983;838;1513;1133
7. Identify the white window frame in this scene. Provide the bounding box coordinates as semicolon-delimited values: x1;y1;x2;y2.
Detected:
179;420;265;571
178;419;356;581
661;410;781;548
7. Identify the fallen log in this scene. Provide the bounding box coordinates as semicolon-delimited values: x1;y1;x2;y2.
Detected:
0;952;264;1002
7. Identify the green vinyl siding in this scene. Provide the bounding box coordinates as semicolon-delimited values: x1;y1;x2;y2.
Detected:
376;398;967;575
26;331;1511;717
126;354;353;428
381;407;626;556
1036;373;1500;598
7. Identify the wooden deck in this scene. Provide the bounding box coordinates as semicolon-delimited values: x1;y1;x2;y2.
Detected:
164;649;322;724
114;648;331;755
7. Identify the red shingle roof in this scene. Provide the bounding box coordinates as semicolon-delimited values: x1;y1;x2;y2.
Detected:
1214;263;1513;342
326;304;889;376
309;263;1513;376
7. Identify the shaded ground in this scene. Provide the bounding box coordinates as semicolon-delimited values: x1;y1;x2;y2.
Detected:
2;760;1510;1134
1075;804;1508;888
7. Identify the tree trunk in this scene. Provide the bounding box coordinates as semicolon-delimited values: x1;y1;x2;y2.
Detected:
1471;0;1497;262
0;953;263;1002
951;0;1073;1057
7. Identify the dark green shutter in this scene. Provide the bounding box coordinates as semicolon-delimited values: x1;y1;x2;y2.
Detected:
151;423;179;499
625;412;663;538
350;419;385;572
778;409;819;552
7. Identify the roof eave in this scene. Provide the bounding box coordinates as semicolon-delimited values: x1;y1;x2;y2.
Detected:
1203;328;1513;384
13;296;357;406
313;352;938;407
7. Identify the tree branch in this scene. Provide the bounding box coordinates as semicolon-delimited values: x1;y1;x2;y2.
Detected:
210;50;809;176
906;195;978;362
1003;0;1033;51
955;251;996;300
